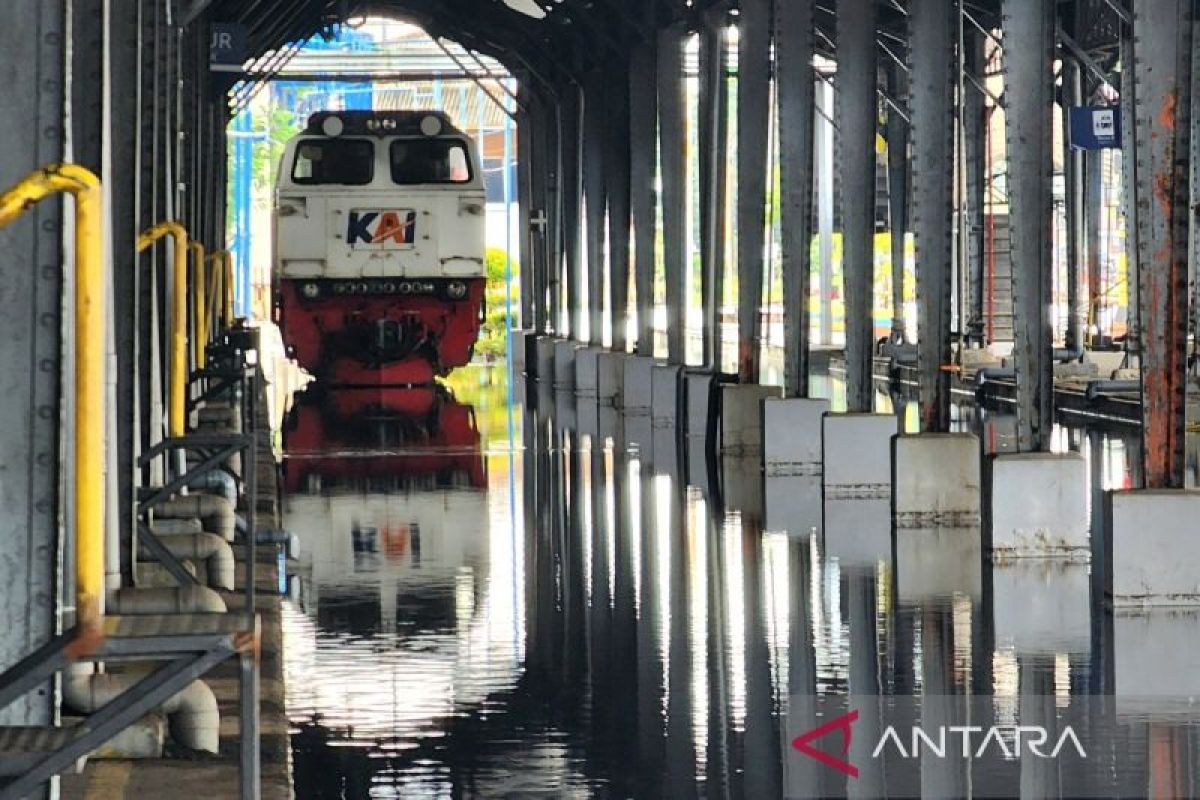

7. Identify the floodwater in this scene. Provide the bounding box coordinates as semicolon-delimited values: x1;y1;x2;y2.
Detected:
280;364;1200;799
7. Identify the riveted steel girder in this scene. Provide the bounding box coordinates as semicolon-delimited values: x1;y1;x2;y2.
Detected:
908;0;956;433
886;63;910;344
560;84;585;340
1003;0;1056;452
583;71;608;345
659;24;688;364
630;38;658;356
838;0;879;412
737;0;771;381
777;0;816;397
1130;0;1193;488
697;13;728;372
606;60;633;352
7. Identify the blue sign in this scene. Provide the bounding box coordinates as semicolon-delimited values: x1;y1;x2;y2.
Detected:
210;23;248;72
1068;106;1121;150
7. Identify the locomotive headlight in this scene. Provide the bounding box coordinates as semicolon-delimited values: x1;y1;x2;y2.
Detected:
301;282;320;299
419;115;444;137
446;280;468;300
320;115;344;137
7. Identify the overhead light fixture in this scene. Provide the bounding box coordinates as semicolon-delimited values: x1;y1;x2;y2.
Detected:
321;115;345;137
419;115;443;137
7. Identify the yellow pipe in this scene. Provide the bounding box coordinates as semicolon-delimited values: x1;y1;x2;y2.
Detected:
189;241;207;368
137;221;189;438
222;251;234;328
207;250;232;333
0;165;106;651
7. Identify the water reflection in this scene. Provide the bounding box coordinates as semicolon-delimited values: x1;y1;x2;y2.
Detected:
283;366;1200;798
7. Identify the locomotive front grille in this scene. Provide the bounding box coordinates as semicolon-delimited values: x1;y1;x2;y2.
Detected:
293;277;472;302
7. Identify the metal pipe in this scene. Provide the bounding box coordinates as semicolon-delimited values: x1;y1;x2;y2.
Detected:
189;240;207;368
974;366;1015;387
1085;379;1141;401
0;164;105;652
137;221;189;438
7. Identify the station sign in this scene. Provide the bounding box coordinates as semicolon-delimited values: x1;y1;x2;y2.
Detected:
1068;105;1121;150
210;22;248;73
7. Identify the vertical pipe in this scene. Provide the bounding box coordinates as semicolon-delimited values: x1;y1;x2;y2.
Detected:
817;81;835;347
837;0;879;412
777;0;816;397
1063;59;1087;353
908;0;957;433
583;72;607;346
560;84;584;341
659;25;688;364
1130;0;1192;488
1119;33;1140;354
736;0;771;382
607;61;632;353
545;100;562;334
698;14;728;372
630;38;659;356
886;65;911;345
1002;0;1055;453
517;88;535;332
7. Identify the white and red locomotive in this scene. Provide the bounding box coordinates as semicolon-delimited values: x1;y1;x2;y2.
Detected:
274;110;487;386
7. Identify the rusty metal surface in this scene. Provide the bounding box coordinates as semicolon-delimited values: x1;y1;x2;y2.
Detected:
1131;0;1193;488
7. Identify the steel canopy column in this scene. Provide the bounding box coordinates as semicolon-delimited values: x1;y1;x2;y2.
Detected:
1003;0;1055;453
1084;148;1103;346
907;0;956;432
886;64;910;345
777;0;816;397
606;60;632;353
659;24;688;364
737;0;771;381
630;35;658;356
963;30;986;343
545;99;563;333
560;84;584;341
1063;59;1087;353
837;0;878;411
583;71;608;345
1130;0;1192;488
698;13;728;372
517;87;536;331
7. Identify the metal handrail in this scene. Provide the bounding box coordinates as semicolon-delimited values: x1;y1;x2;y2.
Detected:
0;164;105;653
136;221;189;438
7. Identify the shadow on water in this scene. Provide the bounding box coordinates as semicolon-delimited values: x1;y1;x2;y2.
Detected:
281;364;1200;799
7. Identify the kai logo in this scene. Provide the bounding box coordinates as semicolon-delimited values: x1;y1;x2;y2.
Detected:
347;210;417;246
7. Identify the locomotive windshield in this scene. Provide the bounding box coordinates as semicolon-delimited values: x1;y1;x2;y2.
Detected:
389;138;472;185
291;138;374;185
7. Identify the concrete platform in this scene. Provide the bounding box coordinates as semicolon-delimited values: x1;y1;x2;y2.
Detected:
597;352;624;407
720;384;782;457
986;452;1088;560
574;346;600;398
621;356;656;416
992;561;1090;654
822;412;897;500
1107;489;1200;606
765;476;821;537
892;433;981;529
554;340;579;392
895;527;983;601
762;397;828;477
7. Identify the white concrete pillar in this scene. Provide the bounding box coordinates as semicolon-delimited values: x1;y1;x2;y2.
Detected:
992;562;1090;654
597;351;624;407
1107;490;1200;606
823;412;898;500
892;433;982;528
761;397;829;477
621;355;656;415
720;384;783;457
574;346;600;398
554;339;579;392
987;452;1089;560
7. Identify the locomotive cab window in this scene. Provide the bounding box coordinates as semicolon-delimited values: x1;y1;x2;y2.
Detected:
389;138;472;185
292;139;374;185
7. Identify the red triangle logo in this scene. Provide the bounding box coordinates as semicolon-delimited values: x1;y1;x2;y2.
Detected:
791;708;860;778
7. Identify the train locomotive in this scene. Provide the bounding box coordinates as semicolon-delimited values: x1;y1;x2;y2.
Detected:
274;110;487;386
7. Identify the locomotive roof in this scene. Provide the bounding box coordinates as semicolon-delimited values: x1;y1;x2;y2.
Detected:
304;110;467;137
